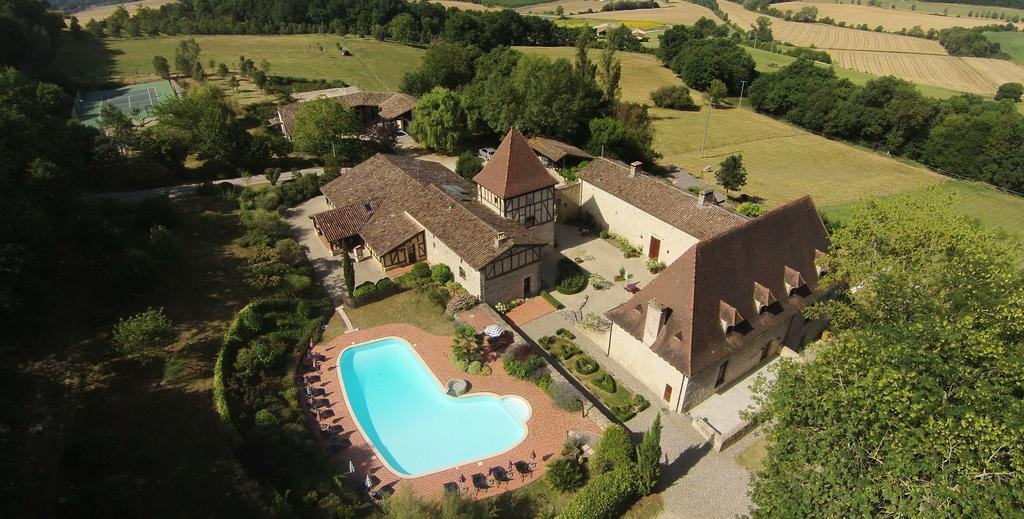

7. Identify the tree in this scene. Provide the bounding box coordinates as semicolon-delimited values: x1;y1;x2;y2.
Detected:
597;44;622;103
455;151;484;180
153;84;256;168
153;55;170;79
173;37;201;77
112;307;175;353
252;69;267;90
264;168;281;185
217;62;229;77
715;154;747;196
671;38;756;94
342;249;355;297
398;43;482;96
388;12;419;43
634;414;662;495
751;16;774;42
409;87;466;154
227;75;240;91
708;79;728;107
589;424;634;475
995;81;1023;102
750;189;1024;516
290;98;360;160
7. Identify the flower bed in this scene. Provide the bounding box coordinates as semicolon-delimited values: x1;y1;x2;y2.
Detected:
537;334;649;422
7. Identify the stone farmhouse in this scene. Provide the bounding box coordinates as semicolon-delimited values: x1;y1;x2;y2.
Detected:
311;126;831;411
312;128;557;304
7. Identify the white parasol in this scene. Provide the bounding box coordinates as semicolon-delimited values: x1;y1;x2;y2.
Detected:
483;324;503;338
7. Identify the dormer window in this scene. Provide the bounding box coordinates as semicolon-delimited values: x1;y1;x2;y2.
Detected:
719;301;743;335
783;266;805;296
752;282;777;315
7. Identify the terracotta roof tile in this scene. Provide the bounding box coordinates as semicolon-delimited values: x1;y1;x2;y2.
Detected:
606;196;830;376
276;92;416;140
579;158;746;240
528;137;593;163
474;129;558;198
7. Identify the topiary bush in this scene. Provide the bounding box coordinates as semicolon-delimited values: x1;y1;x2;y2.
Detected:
410;261;430;278
560;342;581;361
557;273;587;295
375;277;394;290
112;307;176;353
574;355;598;375
430;263;452;284
353;281;377;299
538;336;553;350
467;360;482;374
556;328;576;339
593;371;617;393
547;380;583;412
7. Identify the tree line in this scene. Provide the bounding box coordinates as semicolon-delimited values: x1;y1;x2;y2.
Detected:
85;0;581;50
749;59;1024;192
401;33;659;168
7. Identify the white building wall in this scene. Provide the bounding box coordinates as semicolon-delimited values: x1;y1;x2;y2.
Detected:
607;324;688;413
579;181;699;265
422;228;484;298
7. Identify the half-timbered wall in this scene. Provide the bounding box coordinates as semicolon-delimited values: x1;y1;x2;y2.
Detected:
377;232;426;269
478;185;504;215
503;187;554;228
483;246;542;280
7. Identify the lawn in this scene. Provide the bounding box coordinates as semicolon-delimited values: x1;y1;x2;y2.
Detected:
10;195;266;516
985;31;1024;65
345;290;457;336
822;180;1024;261
53;34;426;91
735;435;769;474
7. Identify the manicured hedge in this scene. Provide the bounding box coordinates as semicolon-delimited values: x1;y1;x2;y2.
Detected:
574;355;598;375
353;281;377;298
556;258;588;295
594;371;617;393
557;467;637;519
540;290;564;309
375;277;394;290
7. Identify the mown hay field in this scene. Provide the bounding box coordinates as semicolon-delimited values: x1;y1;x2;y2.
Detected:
828;50;1024;94
720;0;946;53
571;3;721;25
53;34;425;91
71;0;175;21
519;0;610;14
772;2;1002;32
803;0;1024;20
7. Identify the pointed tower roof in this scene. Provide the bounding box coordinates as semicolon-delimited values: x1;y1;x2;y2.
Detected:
473;128;557;198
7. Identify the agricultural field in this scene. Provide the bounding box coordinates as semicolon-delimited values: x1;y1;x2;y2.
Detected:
518;0;609;14
985;31;1024;64
70;0;174;21
743;45;964;98
557;18;668;29
571;2;722;25
517;46;679;104
52;34;425;91
804;0;1024;21
772;1;1001;31
827;49;1024;94
720;0;947;53
431;0;499;10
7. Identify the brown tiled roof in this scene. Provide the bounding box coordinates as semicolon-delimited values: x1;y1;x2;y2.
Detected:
606;196;830;377
378;93;417;119
320;154;547;268
474;128;558;198
528;137;594;163
579;158;746;240
311;202;375;243
276;92;417;140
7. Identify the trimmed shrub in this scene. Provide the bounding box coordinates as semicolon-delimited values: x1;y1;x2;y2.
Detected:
557;273;587;294
535;373;552;391
234;340;277;376
445;289;478;314
538;336;553;350
353;282;378;299
503;346;545;380
574;355;598;375
112;307;175;353
737;201;766;217
540;290;564;309
650;85;699;111
467;360;482;374
646;258;666;274
394;272;416;289
546;456;585;492
557;467;637;519
559;342;581;361
431;263;452;284
375;277;395;290
556;328;576;339
635;414;662;496
593;371;617;393
455;150;484;179
547;380;583;412
590;424;634;475
410;262;430;278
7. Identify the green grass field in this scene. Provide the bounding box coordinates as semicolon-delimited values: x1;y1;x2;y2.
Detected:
804;0;1024;19
985;31;1024;65
53;34;425;91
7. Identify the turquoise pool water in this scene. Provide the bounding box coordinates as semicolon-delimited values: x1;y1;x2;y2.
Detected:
338;337;530;476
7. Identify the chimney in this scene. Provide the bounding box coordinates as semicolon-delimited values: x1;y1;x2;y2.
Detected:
697;189;715;207
494;231;508;248
642;299;670;346
629;161;642;178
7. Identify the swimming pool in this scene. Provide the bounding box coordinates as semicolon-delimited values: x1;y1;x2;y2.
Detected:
338;337;531;477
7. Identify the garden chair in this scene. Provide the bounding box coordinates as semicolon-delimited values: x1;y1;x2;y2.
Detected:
471;473;494;492
514;460;534;479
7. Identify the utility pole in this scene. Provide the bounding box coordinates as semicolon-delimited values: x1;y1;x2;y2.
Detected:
700;96;712;158
738;80;748;110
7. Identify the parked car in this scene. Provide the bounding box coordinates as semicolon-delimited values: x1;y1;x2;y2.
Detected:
396;128;408;137
478;147;497;160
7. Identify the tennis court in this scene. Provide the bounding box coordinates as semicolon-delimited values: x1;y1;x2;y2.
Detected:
74;79;177;127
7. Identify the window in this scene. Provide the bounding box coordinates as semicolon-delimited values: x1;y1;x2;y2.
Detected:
459;267;465;279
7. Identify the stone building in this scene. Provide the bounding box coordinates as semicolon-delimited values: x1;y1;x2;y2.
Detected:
312;129;558;304
604;196;831;411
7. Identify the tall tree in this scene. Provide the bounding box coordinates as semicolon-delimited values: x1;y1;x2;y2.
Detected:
173;37;201;77
342;249;355;297
597;44;622;103
751;189;1024;516
715;154;747;196
152;55;170;79
708;79;728;107
635;414;662;495
409;87;466;154
290;98;360;160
